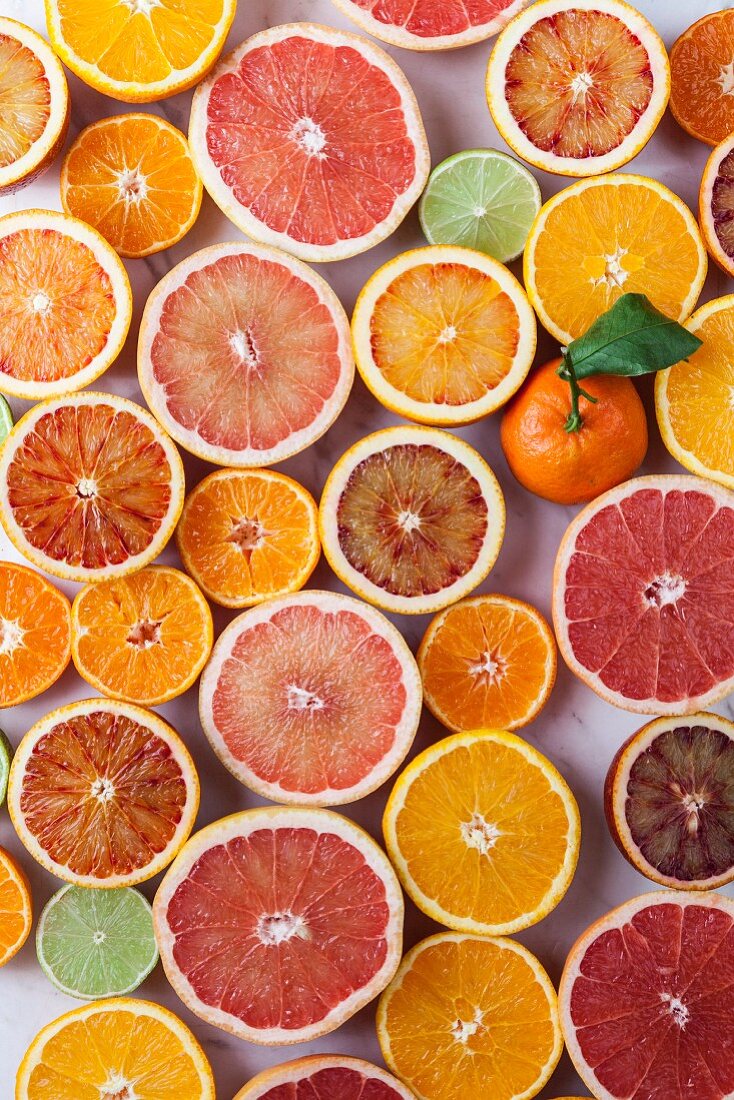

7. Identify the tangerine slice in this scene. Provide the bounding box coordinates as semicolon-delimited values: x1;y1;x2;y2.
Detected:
8;699;199;887
670;11;734;146
0;561;71;709
328;0;531;50
700;136;734;278
234;1055;415;1099
0;845;32;967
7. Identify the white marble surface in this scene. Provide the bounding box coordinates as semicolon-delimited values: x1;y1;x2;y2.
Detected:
0;0;733;1095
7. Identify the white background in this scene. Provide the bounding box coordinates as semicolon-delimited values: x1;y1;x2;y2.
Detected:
0;0;733;1096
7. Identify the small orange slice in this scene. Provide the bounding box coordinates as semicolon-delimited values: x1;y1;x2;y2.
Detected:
176;469;320;608
418;594;556;732
0;845;32;967
61;113;203;258
71;566;213;706
670;11;734;146
0;561;71;709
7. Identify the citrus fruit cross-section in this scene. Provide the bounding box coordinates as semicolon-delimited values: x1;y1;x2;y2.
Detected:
233;1055;416;1100
0;561;71;709
328;0;532;50
699;138;734;278
670;10;734;146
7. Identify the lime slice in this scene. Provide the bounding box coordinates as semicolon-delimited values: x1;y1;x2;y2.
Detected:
0;730;11;806
0;397;12;445
419;149;541;262
36;885;158;999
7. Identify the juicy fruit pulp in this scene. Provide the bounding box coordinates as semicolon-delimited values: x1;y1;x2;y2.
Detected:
670;11;734;146
234;1057;414;1100
0;31;51;168
0;845;32;967
707;145;734;267
0;562;71;709
335;0;528;44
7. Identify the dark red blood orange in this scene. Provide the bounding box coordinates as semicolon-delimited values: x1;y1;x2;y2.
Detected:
233;1055;415;1099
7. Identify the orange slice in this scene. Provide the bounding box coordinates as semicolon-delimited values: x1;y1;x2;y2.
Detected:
0;209;132;399
352;245;536;425
71;566;213;706
418;594;556;732
60;113;202;258
699;134;734;278
383;729;580;935
0;845;32;967
8;699;199;888
16;997;215;1100
670;11;734;146
176;469;320;608
0;392;184;583
45;0;235;103
0;17;69;195
0;561;71;709
524;174;707;343
377;931;563;1100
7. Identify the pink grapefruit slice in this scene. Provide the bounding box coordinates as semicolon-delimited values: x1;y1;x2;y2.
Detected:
199;590;422;806
153;807;404;1044
233;1055;416;1099
328;0;532;50
188;23;430;262
560;892;734;1100
553;475;734;714
138;242;353;466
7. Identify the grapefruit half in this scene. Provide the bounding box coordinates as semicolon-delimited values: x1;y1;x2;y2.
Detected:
188;23;430;262
328;0;532;50
234;1055;415;1099
153;807;403;1044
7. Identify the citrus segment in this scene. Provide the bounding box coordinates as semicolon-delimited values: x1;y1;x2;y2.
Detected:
139;243;353;466
328;0;532;50
60;113;202;258
700;137;734;278
0;392;184;583
524;175;707;344
670;11;734;146
8;699;199;888
352;246;536;425
418;595;556;732
319;427;505;614
189;23;430;262
71;566;213;706
153;808;404;1044
377;932;562;1100
553;475;734;714
0;561;71;709
0;210;132;399
199;591;422;806
234;1056;415;1099
0;845;32;967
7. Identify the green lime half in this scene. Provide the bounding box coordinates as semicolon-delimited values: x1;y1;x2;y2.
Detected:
0;730;11;806
36;885;158;1000
0;397;12;445
419;149;542;262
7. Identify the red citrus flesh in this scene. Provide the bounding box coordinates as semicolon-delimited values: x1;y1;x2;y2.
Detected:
711;147;734;260
344;0;523;39
255;1068;405;1099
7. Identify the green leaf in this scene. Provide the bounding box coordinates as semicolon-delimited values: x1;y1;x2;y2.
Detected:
563;293;703;380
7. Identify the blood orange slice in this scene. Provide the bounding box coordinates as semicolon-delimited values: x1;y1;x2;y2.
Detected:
199;590;422;806
0;392;184;582
700;136;734;278
328;0;532;50
188;23;430;262
234;1055;415;1099
8;699;199;888
553;475;734;714
560;893;734;1100
153;807;403;1044
138;243;353;466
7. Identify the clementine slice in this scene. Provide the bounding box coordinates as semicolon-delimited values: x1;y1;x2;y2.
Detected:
670;11;734;146
71;566;213;706
0;561;71;709
0;845;32;967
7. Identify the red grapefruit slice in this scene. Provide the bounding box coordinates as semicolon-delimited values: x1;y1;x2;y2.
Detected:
188;23;430;262
328;0;532;50
553;475;734;714
199;590;422;805
234;1055;415;1099
560;893;734;1100
153;807;403;1044
138;243;353;466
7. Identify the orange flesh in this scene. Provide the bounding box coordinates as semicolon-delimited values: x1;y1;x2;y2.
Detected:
0;563;70;707
352;0;518;37
671;12;734;145
0;32;50;168
0;846;31;965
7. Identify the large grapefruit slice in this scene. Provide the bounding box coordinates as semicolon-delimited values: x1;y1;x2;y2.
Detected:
188;23;430;262
234;1055;415;1099
199;590;422;806
138;243;353;466
553;475;734;714
153;807;403;1044
328;0;532;50
560;893;734;1100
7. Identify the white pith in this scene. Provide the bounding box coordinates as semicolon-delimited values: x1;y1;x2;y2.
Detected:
232;1054;415;1099
716;60;734;97
328;0;533;50
700;138;734;280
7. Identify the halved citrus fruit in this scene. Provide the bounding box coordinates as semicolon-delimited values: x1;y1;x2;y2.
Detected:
0;16;69;194
418;594;556;732
138;242;353;466
0;392;184;583
188;23;430;262
560;893;734;1100
605;713;734;891
71;566;213;706
352;245;536;425
60;113;202;258
319;427;505;614
0;561;71;709
656;296;734;489
670;10;734;146
328;0;531;50
153;807;403;1044
487;0;669;178
553;475;734;714
199;590;422;806
700;136;734;278
16;997;215;1099
8;699;199;888
377;931;563;1100
524;175;707;344
384;729;580;935
176;469;319;608
45;0;235;103
0;845;32;968
0;209;132;400
234;1055;415;1099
